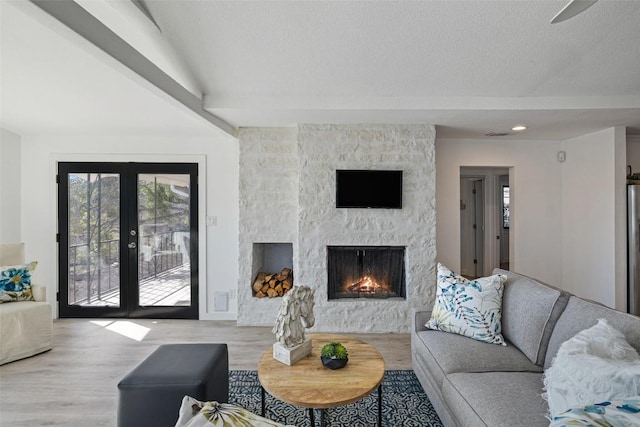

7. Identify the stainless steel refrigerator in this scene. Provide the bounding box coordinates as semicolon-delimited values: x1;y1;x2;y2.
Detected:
629;184;640;315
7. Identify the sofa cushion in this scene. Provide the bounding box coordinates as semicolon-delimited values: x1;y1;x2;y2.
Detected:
545;297;640;369
414;329;541;389
443;372;549;427
0;300;52;365
426;263;507;345
494;268;569;365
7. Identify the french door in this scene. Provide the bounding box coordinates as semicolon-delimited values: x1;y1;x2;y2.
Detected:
58;162;198;319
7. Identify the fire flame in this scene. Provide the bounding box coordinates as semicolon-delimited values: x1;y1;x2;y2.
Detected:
345;275;391;294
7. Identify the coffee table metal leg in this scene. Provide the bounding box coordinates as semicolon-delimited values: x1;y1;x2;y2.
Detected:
378;384;382;426
261;386;266;417
309;408;315;426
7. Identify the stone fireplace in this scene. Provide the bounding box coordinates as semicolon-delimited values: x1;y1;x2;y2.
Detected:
237;124;436;333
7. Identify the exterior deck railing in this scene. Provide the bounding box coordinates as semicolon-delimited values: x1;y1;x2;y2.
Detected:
68;231;186;305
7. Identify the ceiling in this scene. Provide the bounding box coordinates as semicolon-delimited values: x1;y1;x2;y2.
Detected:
2;0;640;140
0;0;224;138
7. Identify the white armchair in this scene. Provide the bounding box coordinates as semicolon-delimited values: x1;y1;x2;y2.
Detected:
0;243;52;365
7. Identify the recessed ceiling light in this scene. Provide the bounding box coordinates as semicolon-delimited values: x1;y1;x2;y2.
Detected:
512;125;527;131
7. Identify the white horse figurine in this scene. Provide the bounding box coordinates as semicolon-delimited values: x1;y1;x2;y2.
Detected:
272;285;315;348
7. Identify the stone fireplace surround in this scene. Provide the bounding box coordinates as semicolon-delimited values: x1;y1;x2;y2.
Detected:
238;124;436;333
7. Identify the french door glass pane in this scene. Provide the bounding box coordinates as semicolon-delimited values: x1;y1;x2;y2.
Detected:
137;174;191;307
67;173;120;306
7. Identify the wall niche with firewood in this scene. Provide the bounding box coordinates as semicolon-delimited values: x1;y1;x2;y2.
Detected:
251;243;293;298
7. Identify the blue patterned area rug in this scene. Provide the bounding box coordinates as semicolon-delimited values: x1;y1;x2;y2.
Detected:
228;369;443;427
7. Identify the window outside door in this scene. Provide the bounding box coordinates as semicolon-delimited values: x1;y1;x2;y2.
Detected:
57;162;198;319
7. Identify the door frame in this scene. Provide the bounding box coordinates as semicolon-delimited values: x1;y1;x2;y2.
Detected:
460;167;511;276
51;154;207;320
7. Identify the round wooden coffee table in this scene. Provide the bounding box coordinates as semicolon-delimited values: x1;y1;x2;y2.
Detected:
258;333;385;427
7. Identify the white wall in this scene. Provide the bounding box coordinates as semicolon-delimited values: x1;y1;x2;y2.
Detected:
0;128;22;244
436;138;564;286
8;127;631;321
19;134;239;319
561;127;626;309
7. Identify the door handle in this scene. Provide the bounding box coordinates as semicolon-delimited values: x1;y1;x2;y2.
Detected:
128;242;137;249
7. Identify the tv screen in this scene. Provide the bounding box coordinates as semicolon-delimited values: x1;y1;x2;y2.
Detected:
336;170;403;209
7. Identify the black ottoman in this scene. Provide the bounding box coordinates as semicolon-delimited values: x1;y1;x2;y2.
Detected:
117;343;229;427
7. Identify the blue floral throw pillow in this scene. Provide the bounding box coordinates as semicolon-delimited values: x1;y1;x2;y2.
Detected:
426;263;507;346
0;261;38;303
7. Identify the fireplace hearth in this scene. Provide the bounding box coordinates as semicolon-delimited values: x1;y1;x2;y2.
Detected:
327;246;406;299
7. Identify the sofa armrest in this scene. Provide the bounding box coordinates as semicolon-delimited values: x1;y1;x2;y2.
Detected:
412;308;432;333
31;284;47;302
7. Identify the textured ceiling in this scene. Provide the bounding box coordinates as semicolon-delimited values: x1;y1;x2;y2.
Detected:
145;1;638;98
2;0;640;139
140;0;640;139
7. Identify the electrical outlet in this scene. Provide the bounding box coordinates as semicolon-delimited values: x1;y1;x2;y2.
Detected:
206;216;217;226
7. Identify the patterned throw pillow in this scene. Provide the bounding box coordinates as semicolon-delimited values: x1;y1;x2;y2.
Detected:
426;263;507;345
549;397;640;427
0;261;38;303
174;396;296;427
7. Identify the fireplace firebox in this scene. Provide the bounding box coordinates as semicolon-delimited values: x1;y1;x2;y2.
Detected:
327;246;406;299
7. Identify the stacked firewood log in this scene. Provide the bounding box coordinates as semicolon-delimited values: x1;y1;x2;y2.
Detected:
252;268;293;298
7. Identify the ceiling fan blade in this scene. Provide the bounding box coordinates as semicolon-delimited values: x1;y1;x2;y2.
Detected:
550;0;598;23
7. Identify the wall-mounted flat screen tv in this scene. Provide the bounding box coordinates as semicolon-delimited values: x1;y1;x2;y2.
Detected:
336;170;403;209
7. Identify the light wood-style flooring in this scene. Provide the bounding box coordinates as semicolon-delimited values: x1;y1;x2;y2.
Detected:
0;319;411;427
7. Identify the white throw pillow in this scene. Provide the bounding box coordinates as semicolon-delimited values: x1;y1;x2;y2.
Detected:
543;319;640;419
556;317;640;361
425;263;507;346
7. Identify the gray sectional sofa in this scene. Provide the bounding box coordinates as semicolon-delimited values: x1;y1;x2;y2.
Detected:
411;268;640;426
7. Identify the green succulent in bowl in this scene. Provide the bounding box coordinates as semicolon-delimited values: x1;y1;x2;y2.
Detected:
321;342;348;359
